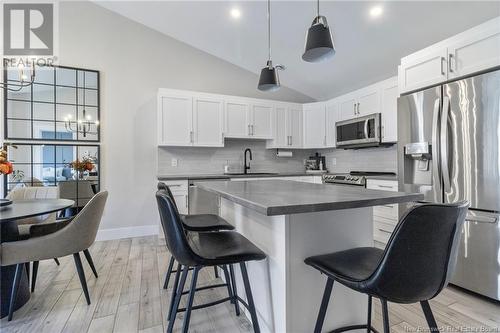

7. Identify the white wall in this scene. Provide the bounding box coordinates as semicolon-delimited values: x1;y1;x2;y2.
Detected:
54;1;313;236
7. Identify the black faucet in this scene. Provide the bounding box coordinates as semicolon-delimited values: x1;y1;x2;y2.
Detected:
244;148;252;174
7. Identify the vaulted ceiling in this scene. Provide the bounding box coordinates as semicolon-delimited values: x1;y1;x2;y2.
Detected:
96;1;500;101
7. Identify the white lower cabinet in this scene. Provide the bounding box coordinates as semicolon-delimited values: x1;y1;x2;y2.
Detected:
158;180;188;238
366;179;399;249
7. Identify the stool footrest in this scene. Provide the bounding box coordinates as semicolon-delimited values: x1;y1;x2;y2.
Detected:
180;283;229;295
329;324;379;333
177;296;232;312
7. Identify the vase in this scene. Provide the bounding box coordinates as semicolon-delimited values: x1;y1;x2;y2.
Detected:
73;170;89;180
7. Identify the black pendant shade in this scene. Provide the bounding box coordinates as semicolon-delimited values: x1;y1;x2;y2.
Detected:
302;16;335;63
258;61;280;92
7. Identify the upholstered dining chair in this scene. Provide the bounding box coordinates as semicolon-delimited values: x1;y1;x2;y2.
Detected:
0;191;108;321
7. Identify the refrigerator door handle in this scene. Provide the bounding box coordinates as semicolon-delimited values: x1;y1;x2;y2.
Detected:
432;98;441;182
440;96;451;192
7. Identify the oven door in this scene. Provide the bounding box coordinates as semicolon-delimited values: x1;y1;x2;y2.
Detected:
336;113;381;148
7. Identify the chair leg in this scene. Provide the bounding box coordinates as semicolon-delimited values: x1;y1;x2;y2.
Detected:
167;262;182;321
381;299;390;333
182;266;200;333
214;266;219;278
163;256;175;289
240;262;260;333
221;265;234;304
229;264;240;316
73;253;91;305
421;300;439;332
167;265;189;333
313;278;334;333
83;249;98;278
54;258;60;266
366;296;373;333
31;261;39;292
8;264;24;321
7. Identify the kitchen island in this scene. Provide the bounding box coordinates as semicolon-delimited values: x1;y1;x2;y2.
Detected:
197;180;423;333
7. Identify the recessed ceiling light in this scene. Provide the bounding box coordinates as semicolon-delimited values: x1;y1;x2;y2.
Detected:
369;5;383;18
230;8;241;19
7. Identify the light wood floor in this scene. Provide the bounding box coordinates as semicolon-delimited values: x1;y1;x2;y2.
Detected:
1;236;499;333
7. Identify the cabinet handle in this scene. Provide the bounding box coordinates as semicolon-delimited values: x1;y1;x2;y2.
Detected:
377;184;394;189
353;103;356;115
440;57;446;76
357;103;360;115
248;124;251;135
252;125;255;135
190;131;194;143
185;195;188;209
448;53;454;73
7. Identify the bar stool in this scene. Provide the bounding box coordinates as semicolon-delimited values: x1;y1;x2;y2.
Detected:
157;182;235;288
156;190;266;333
305;201;469;333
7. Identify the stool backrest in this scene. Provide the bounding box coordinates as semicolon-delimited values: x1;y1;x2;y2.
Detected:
368;201;468;303
156;190;198;266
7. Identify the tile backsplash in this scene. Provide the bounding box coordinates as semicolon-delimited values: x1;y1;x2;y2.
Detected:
157;139;398;176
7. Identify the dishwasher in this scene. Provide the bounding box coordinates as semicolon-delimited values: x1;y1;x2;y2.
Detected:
188;179;226;214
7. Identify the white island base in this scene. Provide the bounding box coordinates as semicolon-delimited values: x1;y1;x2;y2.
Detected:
219;197;374;333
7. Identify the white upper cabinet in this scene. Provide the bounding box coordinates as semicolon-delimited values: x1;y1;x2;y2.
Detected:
224;100;250;138
325;100;338;147
193;96;224;147
356;86;380;116
251;103;274;139
399;17;500;93
303;103;326;148
447;18;500;79
338;94;357;121
158;92;193;146
380;77;398;143
267;104;303;148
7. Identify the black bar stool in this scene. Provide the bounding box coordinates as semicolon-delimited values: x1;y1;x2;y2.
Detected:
157;182;234;288
156;190;266;333
305;201;469;333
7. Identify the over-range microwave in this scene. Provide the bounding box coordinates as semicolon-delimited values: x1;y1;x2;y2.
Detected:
336;113;381;149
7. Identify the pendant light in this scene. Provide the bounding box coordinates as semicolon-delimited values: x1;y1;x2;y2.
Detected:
302;0;335;63
258;0;285;92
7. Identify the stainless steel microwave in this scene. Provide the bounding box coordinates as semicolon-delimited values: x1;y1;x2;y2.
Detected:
336;113;381;149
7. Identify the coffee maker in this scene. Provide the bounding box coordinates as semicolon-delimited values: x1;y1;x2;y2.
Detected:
305;153;326;173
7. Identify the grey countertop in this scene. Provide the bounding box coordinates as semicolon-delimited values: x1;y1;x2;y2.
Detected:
157;172;322;181
196;180;422;216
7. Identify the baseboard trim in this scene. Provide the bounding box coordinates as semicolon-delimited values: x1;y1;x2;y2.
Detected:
96;225;158;241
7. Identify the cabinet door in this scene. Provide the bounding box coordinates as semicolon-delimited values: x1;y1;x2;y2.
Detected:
251;104;274;139
380;79;398;142
225;100;250;138
447;22;500;79
158;94;193;146
303;104;326;148
271;105;288;147
399;47;448;93
288;106;303;148
325;101;338;147
338;95;357;120
193;97;224;147
357;86;380;116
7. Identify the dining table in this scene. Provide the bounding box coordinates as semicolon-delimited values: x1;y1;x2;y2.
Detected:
0;199;74;319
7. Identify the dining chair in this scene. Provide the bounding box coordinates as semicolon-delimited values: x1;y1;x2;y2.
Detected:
0;191;108;321
305;201;469;333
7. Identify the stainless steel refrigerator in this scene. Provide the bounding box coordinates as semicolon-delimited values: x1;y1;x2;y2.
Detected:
397;69;500;301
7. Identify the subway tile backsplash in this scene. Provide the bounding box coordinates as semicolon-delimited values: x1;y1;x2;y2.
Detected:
157;139;398;176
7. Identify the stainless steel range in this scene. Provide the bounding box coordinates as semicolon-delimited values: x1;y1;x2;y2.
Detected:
322;174;366;187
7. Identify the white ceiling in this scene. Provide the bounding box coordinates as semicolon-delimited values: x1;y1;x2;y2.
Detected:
96;1;500;101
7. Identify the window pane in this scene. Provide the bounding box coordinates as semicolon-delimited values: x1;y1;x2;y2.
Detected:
33;102;54;120
8;164;32;184
78;89;98;106
8;119;32;138
56;104;76;121
7;100;31;119
33;84;54;102
8;145;31;163
56;68;76;86
56;145;77;164
56;86;76;104
85;71;98;89
7;85;31;100
33;121;56;139
34;66;54;84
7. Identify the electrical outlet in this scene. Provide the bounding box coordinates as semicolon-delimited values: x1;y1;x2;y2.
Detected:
171;158;178;167
330;158;337;166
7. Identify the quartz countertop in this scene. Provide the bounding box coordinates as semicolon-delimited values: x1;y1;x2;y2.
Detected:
157;172;320;181
196;180;422;216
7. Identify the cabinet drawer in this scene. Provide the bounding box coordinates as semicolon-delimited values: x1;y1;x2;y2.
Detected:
161;180;188;193
374;219;396;233
374;228;392;245
366;179;398;191
373;203;398;220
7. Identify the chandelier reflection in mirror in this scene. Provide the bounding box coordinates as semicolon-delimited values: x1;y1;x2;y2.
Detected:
63;74;99;137
1;59;36;91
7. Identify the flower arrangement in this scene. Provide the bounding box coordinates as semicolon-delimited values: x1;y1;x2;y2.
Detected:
68;156;95;172
0;144;15;175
